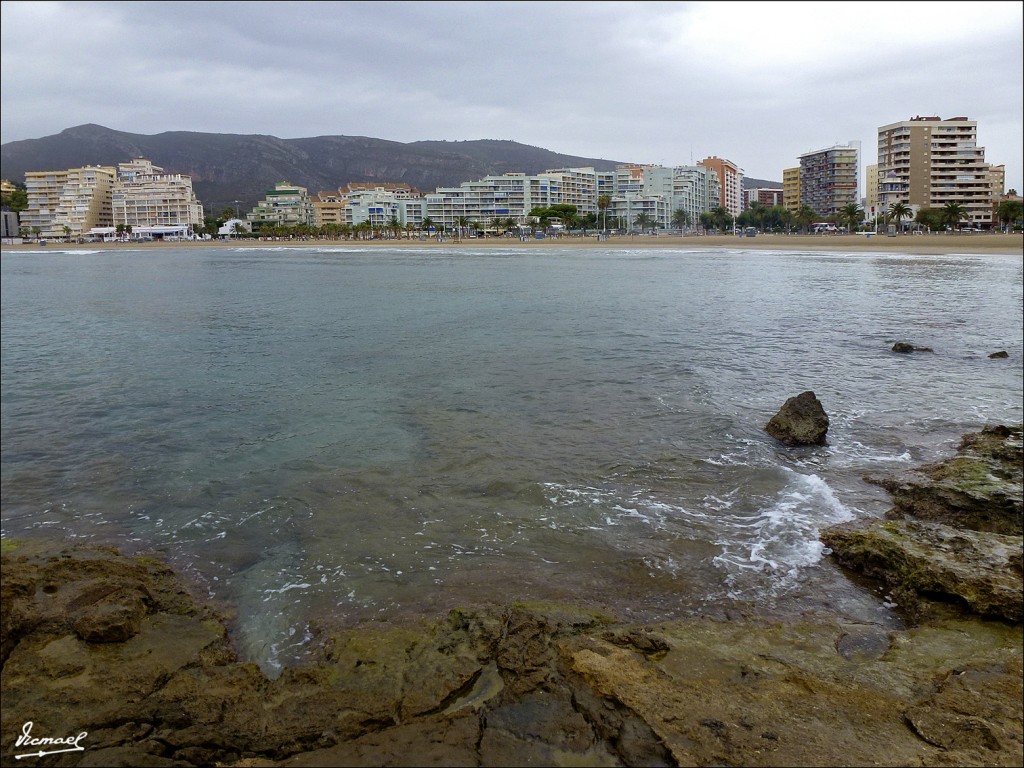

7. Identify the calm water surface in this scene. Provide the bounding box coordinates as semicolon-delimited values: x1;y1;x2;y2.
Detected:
2;244;1022;672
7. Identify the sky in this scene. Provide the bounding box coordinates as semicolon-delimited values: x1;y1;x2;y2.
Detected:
2;0;1022;191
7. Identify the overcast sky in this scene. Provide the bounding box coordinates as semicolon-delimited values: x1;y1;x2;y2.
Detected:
2;1;1022;191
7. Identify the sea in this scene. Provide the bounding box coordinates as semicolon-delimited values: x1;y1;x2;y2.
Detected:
2;244;1022;674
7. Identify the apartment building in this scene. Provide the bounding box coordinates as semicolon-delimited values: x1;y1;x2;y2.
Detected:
798;141;860;218
698;156;743;216
21;170;67;236
54;166;117;237
743;188;784;209
113;159;204;230
877;116;996;227
22;166;117;238
312;191;348;227
672;165;721;227
864;164;880;224
247;182;315;229
782;167;800;214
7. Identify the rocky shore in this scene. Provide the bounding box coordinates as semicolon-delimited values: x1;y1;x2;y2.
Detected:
2;426;1021;767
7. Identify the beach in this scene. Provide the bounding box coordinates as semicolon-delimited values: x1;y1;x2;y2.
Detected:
6;231;1024;256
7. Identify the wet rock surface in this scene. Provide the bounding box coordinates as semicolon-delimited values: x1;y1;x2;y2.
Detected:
764;390;830;446
2;535;1023;767
823;424;1023;624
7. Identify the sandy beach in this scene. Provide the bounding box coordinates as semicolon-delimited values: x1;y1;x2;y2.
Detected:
6;231;1023;256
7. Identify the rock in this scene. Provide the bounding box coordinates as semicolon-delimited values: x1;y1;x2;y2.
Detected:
892;342;933;353
3;539;1024;767
765;391;829;445
826;424;1023;624
821;518;1023;622
989;350;1009;358
866;424;1023;535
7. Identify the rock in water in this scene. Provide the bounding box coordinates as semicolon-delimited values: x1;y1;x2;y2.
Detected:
764;391;829;445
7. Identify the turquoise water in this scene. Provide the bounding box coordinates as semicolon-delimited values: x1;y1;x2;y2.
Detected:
2;244;1022;672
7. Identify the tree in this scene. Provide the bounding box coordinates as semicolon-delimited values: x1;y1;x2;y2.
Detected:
941;202;967;231
633;211;655;232
422;217;435;234
915;207;944;232
794;205;816;233
839;203;864;233
597;195;611;232
671;208;691;231
995;200;1022;231
887;202;912;232
0;183;28;212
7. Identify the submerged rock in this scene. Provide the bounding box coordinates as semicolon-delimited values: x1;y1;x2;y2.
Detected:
989;350;1009;359
764;390;829;445
892;342;934;353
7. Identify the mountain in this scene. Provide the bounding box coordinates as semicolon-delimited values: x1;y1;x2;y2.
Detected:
742;177;782;190
1;125;631;215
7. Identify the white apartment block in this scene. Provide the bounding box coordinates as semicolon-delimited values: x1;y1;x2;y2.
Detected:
877;116;996;226
113;158;204;230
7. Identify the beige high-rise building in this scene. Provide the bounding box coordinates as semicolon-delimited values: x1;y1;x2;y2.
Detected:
877;116;996;227
113;158;204;229
782;167;800;214
698;156;743;216
22;166;117;239
864;164;880;223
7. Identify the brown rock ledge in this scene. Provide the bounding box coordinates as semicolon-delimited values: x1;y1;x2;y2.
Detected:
2;539;1022;767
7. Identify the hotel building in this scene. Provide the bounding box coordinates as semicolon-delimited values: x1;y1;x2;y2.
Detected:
876;116;996;227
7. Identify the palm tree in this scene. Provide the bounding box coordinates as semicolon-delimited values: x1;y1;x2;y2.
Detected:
597;195;611;232
887;202;912;233
671;208;691;232
633;211;655;233
794;205;816;234
996;200;1022;232
840;203;864;233
941;202;967;232
421;217;435;236
455;216;470;240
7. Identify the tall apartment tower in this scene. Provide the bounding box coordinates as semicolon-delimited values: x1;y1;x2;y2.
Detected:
877;116;995;227
798;141;860;218
698;156;743;216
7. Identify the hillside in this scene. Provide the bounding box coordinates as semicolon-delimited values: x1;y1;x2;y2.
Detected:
1;125;781;215
1;125;628;214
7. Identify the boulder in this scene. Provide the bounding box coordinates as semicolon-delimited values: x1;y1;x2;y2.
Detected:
989;350;1009;359
764;391;829;445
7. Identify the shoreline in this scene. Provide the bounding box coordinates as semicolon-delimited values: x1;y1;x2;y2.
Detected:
4;231;1023;256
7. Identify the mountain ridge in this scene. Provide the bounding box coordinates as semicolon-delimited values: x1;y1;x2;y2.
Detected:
2;125;781;215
